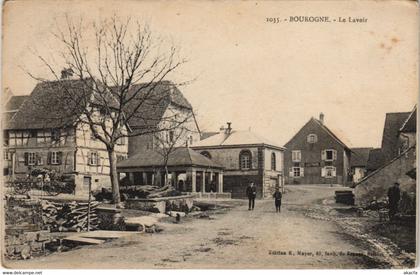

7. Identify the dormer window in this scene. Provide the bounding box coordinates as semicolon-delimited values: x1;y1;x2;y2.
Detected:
307;134;318;144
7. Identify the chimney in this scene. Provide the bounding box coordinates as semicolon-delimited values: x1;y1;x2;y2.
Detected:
319;113;325;124
226;122;232;135
61;68;74;79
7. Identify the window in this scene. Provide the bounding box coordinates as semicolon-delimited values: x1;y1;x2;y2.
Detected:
24;152;36;166
307;134;318;143
37;130;51;144
89;151;99;166
36;153;43;165
271;152;276;170
116;137;126;145
201;151;212;159
322;149;337;161
10;131;30;146
4;150;10;160
239;150;252;169
50;152;61;165
322;166;336;178
4;131;9;146
289;167;304;178
292;150;301;162
51;129;61;144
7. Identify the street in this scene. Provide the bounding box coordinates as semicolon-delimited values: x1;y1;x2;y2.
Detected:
5;185;390;269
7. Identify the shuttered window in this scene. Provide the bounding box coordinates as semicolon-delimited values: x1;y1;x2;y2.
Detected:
89;151;100;166
24;152;36;166
289;167;304;177
321;149;337;161
321;166;336;178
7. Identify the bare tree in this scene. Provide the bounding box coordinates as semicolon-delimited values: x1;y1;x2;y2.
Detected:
153;114;196;186
26;16;190;203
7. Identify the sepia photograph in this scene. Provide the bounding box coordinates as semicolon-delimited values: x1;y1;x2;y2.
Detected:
1;0;418;271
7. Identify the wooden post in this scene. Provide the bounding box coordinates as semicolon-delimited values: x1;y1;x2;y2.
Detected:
218;172;224;193
191;169;196;192
202;171;206;193
87;179;91;232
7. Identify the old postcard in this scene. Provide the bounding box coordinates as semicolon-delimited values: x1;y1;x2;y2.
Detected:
1;0;418;270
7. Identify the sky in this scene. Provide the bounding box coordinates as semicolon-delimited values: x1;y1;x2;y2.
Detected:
2;0;418;148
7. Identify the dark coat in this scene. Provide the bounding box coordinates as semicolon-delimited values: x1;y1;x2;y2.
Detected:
246;185;257;199
273;191;282;201
387;185;401;206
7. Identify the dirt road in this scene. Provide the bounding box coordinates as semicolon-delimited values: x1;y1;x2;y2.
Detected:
5;185;389;269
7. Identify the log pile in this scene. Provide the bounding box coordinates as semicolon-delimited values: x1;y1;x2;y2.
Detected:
41;200;100;232
94;185;182;201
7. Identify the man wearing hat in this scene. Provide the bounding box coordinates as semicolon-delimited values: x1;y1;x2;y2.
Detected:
387;182;401;220
246;182;257;210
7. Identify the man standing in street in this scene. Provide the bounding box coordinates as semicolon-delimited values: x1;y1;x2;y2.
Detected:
246;182;257;210
273;187;282;213
387;182;401;220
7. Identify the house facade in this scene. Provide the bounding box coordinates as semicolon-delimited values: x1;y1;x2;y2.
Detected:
126;81;201;156
350;147;372;183
191;123;285;199
3;79;128;195
284;114;352;185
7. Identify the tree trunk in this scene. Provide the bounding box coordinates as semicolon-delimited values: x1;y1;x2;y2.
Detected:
164;165;169;186
107;149;121;204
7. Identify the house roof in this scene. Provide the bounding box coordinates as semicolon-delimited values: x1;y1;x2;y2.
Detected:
350;147;373;167
123;81;193;130
399;106;416;133
366;148;385;172
312;118;352;149
5;79;99;130
201;131;219;140
5;95;29;111
381;112;411;161
284;117;352;150
2;95;30;125
191;129;285;149
116;147;223;169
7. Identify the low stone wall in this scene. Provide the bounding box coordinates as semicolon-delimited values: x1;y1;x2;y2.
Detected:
125;195;195;213
193;192;232;199
354;147;416;206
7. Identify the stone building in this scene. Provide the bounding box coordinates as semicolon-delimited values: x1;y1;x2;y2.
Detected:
3;78;128;195
283;113;352;185
191;123;285;199
354;106;416;205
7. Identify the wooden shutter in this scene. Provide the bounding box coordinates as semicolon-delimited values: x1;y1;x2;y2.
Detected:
96;153;100;166
47;152;52;165
321;150;326;161
87;152;92;166
289;168;294;177
333;150;337;161
321;167;326;177
24;152;29;166
300;167;304;177
57;152;63;165
332;167;336;177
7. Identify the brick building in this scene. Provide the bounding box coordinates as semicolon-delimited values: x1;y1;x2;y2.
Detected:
191;123;285;199
284;113;352;185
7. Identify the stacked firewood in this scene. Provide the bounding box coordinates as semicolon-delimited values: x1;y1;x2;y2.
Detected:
41;200;100;232
118;185;182;200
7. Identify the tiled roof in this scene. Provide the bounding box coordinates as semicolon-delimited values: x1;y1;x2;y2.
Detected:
192;129;284;149
312;118;352;149
123;81;192;130
200;131;219;140
6;79;97;130
366;148;385;172
117;147;223;169
5;95;29;111
399;106;416;133
350;147;373;167
381;112;411;162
